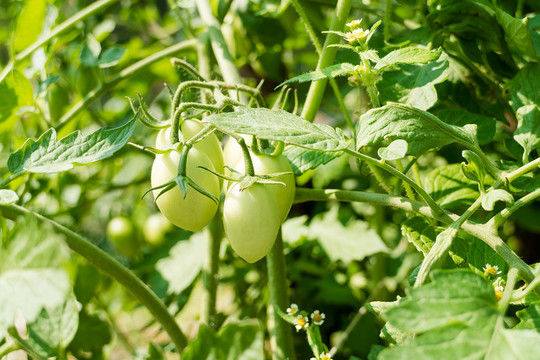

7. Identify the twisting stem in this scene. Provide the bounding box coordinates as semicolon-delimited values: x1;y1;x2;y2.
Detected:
0;204;188;353
490;188;540;228
266;231;296;360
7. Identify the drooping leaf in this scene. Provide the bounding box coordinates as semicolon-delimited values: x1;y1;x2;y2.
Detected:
277;63;355;88
283;146;344;175
514;105;540;162
308;206;388;264
374;47;442;71
0;189;19;205
378;270;540;360
182;321;264;360
438;109;496;145
356;103;478;157
377;139;408;160
13;0;48;53
8;111;138;175
205;107;349;151
69;309;112;358
154;232;205;295
0;69;34;124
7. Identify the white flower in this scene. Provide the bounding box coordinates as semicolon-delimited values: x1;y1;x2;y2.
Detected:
346;19;363;30
311;310;326;326
319;353;333;360
295;314;309;330
286;303;299;315
483;264;502;277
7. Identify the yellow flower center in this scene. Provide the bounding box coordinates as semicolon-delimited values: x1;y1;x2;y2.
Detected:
321;355;331;360
313;313;323;323
297;317;307;327
495;290;503;300
486;267;498;276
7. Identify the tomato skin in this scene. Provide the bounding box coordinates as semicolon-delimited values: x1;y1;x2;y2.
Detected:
223;135;251;170
156;119;224;175
223;183;281;263
230;153;295;221
107;216;139;257
151;147;220;232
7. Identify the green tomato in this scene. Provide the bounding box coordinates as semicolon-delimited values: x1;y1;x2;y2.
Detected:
143;213;172;246
107;216;139;257
156;119;224;175
151;147;220;232
223;182;281;263
230;152;295;221
222;134;252;170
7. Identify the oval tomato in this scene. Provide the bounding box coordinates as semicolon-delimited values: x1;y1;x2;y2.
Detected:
222;134;252;170
156;119;224;175
107;216;140;257
143;213;172;246
230;152;295;221
151;147;220;232
223;182;281;263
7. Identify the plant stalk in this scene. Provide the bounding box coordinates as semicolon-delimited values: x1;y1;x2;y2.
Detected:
266;231;296;360
201;212;223;328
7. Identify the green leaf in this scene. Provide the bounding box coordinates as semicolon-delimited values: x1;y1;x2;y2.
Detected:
515;304;540;330
97;46;126;68
145;342;166;360
438;109;496;145
0;69;34;124
377;53;449;110
277;63;355;88
374;47;442;71
308;206;388;264
284;146;343;175
401;216;437;255
461;150;486;191
495;9;537;58
514;105;540;162
356;103;478;157
68;309;112;358
481;189;514;211
0;189;19;205
467;238;506;275
205;107;349;151
11;296;79;358
378;139;408;160
182;321;264;360
506;63;540;111
379;270;540;360
8;112;138;175
13;0;48;53
0;269;71;335
79;36;101;67
425;164;481;210
154;233;205;295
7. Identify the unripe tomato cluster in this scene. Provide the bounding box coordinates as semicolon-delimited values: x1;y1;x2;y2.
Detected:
149;122;295;263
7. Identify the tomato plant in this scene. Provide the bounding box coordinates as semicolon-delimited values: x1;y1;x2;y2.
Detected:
1;0;540;360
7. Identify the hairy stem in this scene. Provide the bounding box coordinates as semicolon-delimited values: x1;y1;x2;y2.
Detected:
201;213;223;328
0;204;188;353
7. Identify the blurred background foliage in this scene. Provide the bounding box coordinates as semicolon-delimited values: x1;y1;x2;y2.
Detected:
1;0;540;359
